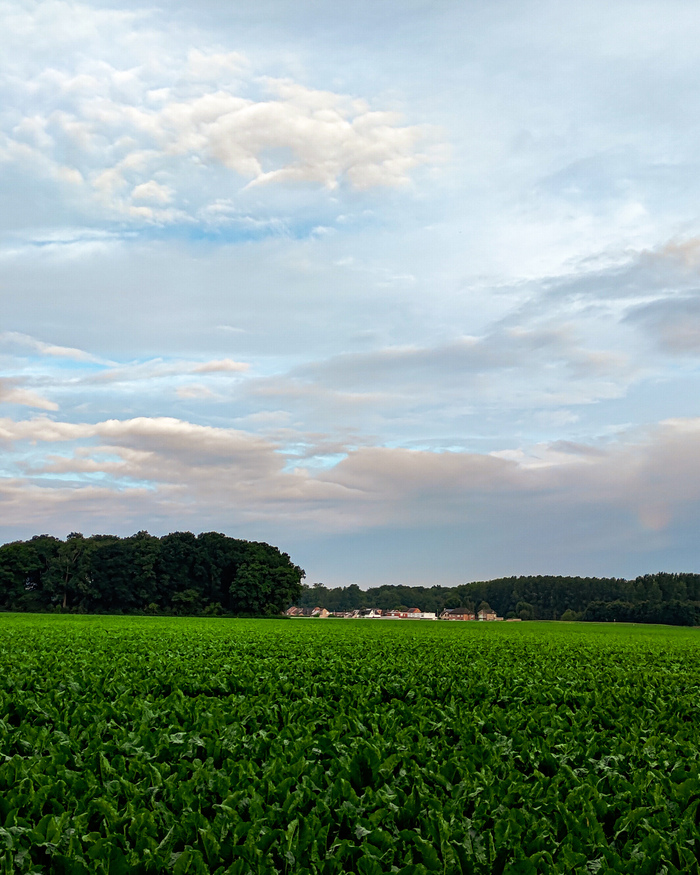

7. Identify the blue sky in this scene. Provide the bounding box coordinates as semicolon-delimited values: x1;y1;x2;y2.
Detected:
3;0;700;585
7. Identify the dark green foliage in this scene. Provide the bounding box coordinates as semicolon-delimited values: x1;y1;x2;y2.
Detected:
1;617;699;873
299;573;700;626
582;598;700;625
0;532;304;616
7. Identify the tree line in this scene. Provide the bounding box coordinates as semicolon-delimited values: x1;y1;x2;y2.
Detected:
3;535;697;625
298;573;700;626
0;532;305;616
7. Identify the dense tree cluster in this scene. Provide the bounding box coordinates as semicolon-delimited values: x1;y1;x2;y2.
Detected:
0;532;305;616
299;573;700;626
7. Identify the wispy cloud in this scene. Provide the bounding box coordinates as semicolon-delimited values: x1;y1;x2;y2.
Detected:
624;296;700;355
175;384;217;400
193;358;249;373
84;358;250;385
0;378;58;411
0;331;102;363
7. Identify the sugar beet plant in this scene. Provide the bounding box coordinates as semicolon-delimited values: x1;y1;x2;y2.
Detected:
1;616;699;874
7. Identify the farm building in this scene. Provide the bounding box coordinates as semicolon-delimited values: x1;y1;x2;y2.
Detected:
440;608;476;620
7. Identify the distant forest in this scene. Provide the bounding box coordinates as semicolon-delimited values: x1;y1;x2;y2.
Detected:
0;532;305;616
298;574;700;626
2;532;698;626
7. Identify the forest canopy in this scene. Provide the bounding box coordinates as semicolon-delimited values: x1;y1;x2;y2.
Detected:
0;532;305;616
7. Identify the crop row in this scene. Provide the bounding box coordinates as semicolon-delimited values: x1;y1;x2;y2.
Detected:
0;617;699;873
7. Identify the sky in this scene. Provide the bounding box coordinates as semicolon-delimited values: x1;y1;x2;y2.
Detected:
3;0;700;586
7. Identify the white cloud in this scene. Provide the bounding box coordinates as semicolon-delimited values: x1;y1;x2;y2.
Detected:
0;379;58;411
0;7;435;228
131;180;173;204
0;417;85;442
193;358;249;373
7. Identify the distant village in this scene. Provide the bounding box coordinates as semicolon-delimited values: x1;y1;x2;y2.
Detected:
286;606;520;621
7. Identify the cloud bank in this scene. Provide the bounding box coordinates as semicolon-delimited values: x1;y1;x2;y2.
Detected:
2;411;700;577
4;0;700;584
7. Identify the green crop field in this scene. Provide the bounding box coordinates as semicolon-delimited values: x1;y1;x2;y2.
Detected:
1;616;699;874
